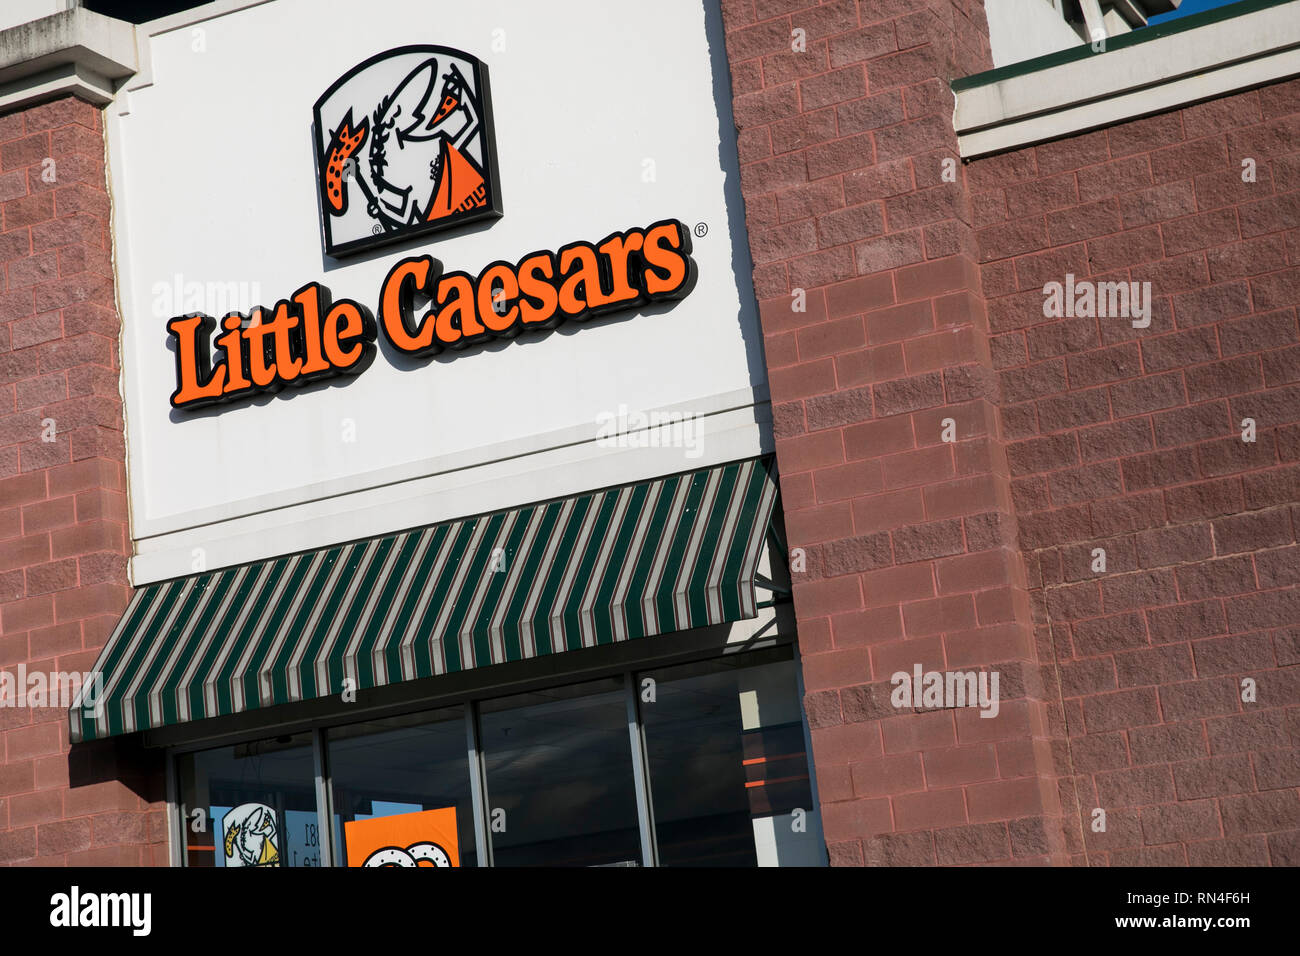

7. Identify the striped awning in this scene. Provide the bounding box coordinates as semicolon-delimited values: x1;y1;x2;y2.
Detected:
71;457;779;742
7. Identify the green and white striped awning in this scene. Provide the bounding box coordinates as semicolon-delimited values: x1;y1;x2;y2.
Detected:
71;457;779;742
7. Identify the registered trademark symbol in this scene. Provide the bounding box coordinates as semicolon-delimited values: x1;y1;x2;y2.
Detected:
371;224;383;235
694;222;708;238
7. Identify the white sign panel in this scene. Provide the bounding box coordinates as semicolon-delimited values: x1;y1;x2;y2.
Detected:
108;0;767;582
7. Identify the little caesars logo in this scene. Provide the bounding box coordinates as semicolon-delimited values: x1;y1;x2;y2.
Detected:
164;43;697;413
313;45;502;257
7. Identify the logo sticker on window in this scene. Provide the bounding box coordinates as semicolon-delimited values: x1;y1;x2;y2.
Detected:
344;807;460;867
313;46;502;258
220;803;281;867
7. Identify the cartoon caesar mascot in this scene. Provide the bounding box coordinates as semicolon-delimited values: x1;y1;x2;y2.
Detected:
322;56;488;234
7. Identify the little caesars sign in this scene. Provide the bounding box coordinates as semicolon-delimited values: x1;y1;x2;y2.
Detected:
165;45;697;412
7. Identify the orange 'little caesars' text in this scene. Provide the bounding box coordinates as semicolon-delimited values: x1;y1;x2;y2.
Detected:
167;219;697;411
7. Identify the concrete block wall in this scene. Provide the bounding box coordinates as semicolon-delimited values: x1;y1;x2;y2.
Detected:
722;0;1074;865
0;95;166;866
722;0;1299;865
971;82;1300;865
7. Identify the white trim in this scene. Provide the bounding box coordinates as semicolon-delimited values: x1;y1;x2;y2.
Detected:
0;6;136;111
955;0;1300;157
131;385;766;539
116;0;277;116
130;398;773;585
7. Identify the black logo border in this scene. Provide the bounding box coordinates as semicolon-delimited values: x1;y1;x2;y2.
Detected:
312;44;504;259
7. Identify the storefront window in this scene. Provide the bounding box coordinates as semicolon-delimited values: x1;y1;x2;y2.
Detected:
177;731;319;867
175;647;822;867
640;649;821;866
479;678;642;866
328;707;477;867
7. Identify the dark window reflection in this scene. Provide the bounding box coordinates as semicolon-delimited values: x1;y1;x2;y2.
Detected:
480;678;641;866
641;648;819;866
328;706;477;867
177;732;318;867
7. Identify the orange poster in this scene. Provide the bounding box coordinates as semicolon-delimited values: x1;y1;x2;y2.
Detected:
343;807;459;867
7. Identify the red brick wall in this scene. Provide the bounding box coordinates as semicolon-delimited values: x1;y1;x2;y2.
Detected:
0;95;166;866
723;0;1298;866
971;82;1300;865
723;0;1073;864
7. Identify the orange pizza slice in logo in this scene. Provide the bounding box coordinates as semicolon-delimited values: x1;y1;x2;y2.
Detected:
425;139;487;222
323;110;369;216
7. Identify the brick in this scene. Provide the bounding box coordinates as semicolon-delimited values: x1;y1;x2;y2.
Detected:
1257;545;1300;589
1160;677;1241;720
1172;281;1251;328
999;360;1066;405
799;65;866;111
1184;355;1263;402
1146;600;1227;642
1152;401;1231;447
831;604;904;648
1070;731;1129;771
1078;155;1152;202
966;778;1045;822
1165;477;1243;523
863;829;935;865
1081;687;1159;733
1107;110;1183;158
1048;461;1123;504
843;415;914;461
891;517;964;564
1036;388;1111;431
933;821;1010;863
1173;753;1257;800
872;371;944;415
977;218;1046;262
1120;180;1197;228
1175;554;1257;599
1046;199;1121;246
821;797;893;843
1255;750;1300;790
893;786;965;830
1066;613;1149;658
1100;569;1176;613
1207;710;1291;755
1220;790;1300;836
1192;631;1276;677
1225;587;1300;633
1140;800;1221;845
805;384;874;429
881;443;952;488
1095;764;1176;807
1129;721;1206;765
1109;371;1185;417
866;299;933;344
1187;836;1270;866
818;531;894;577
1140;326;1219;373
1114;641;1193;687
861;562;934;607
848;752;923;797
1059;658;1117;699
